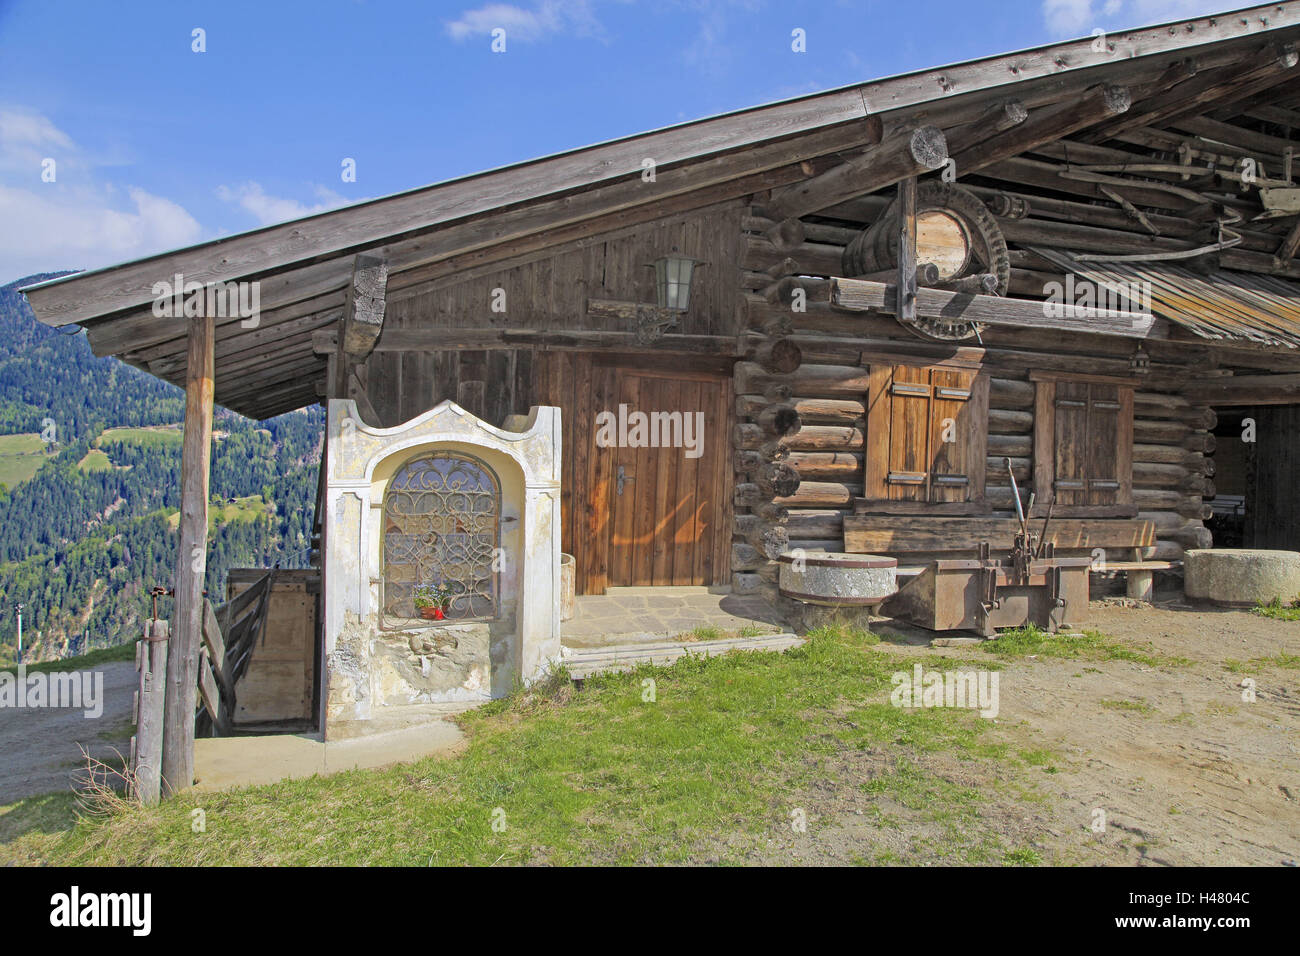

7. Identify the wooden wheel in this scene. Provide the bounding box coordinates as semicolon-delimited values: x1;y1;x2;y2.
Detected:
842;182;1011;342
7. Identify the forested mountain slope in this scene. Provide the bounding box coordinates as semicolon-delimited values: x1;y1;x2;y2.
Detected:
0;275;323;664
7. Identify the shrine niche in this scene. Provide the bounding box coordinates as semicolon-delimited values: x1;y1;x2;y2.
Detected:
321;399;561;733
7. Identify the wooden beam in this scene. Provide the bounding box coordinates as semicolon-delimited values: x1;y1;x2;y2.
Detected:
764;123;944;221
896;177;917;325
829;277;1157;338
29;118;877;331
161;312;215;797
948;84;1131;177
1190;372;1300;405
843;515;1155;553
339;254;389;358
314;326;743;355
1083;45;1299;143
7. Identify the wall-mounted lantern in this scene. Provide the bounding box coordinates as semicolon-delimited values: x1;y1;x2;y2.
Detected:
653;252;701;312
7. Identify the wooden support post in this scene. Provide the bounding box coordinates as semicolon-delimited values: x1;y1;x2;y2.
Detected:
131;618;169;806
161;312;215;796
897;177;917;326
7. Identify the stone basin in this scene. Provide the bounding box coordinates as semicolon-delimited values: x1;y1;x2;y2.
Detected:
1184;548;1300;607
777;551;898;607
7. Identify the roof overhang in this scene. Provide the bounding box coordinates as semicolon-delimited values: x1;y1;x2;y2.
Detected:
21;3;1300;419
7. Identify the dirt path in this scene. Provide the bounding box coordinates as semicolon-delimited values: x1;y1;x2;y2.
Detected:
0;661;136;803
766;599;1299;866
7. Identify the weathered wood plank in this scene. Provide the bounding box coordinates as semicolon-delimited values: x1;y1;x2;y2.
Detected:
843;516;1156;553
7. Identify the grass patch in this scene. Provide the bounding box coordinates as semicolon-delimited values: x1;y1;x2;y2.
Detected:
0;433;51;487
1;640;135;676
96;426;182;449
983;625;1187;667
76;449;113;472
166;494;268;532
0;627;1036;866
1250;597;1300;621
1223;652;1300;673
1099;698;1155;716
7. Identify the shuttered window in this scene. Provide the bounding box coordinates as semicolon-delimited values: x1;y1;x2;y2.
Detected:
862;363;989;512
1032;372;1135;516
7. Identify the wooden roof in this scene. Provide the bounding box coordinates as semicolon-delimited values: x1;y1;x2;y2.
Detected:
22;3;1300;419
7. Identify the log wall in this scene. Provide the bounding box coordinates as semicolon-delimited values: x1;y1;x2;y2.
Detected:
730;201;1215;592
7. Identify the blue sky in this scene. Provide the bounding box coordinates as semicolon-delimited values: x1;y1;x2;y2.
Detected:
0;0;1234;284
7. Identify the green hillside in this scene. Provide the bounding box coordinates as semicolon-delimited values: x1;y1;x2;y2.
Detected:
0;275;323;666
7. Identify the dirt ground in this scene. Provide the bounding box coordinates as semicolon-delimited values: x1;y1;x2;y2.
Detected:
764;595;1299;866
0;661;136;803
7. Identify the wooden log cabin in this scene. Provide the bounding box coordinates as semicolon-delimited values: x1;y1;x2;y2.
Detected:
23;4;1300;757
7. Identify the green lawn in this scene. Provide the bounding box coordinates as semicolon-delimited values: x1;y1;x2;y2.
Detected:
0;627;1044;866
0;433;52;487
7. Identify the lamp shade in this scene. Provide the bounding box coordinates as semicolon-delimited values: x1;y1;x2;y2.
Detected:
654;255;698;312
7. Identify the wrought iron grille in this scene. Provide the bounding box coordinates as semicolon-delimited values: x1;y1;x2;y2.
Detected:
382;452;500;624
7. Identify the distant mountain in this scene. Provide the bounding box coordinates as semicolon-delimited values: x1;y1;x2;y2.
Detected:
0;275;323;664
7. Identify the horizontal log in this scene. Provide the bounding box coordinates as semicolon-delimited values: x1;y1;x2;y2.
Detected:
843;515;1154;553
734;361;869;398
990;377;1034;409
785;510;846;539
785;451;862;479
1133;489;1213;519
830;278;1156;339
988;457;1030;483
774;481;859;509
989;409;1033;434
786;539;844;555
734;423;863;452
987;434;1033;457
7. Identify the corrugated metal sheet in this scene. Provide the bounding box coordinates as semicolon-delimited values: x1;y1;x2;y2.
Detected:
1036;248;1300;349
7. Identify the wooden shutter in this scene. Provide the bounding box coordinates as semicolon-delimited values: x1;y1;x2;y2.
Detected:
1033;373;1134;515
864;363;988;511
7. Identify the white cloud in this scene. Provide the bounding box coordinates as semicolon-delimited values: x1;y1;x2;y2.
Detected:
1043;0;1095;37
445;1;604;43
216;181;354;227
0;108;202;283
0;183;201;282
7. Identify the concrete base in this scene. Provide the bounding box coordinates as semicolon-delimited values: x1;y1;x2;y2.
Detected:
193;706;466;791
1184;548;1300;606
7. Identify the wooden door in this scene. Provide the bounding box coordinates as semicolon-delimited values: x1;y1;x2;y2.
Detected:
597;364;731;591
532;353;733;594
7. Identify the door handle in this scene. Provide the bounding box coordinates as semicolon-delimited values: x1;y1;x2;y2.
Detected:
617;465;634;496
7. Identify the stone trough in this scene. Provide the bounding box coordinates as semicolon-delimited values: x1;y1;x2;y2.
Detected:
1184;548;1300;607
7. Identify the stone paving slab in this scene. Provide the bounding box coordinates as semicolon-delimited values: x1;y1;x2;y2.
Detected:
562;588;787;648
